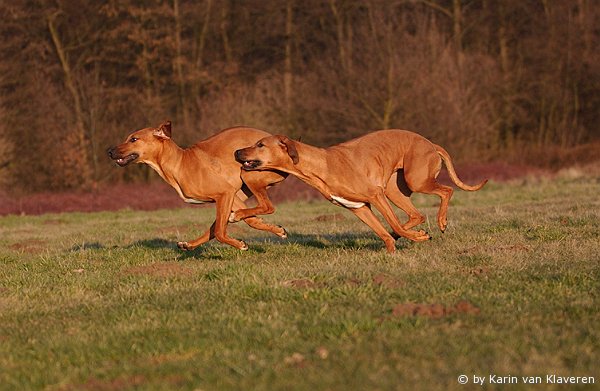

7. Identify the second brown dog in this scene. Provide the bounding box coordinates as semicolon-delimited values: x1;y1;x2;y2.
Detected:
234;129;487;253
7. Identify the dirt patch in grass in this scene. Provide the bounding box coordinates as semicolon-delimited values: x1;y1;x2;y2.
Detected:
465;266;490;277
123;262;194;278
372;273;405;288
9;239;47;253
390;300;480;319
282;278;319;288
344;278;362;287
284;352;307;367
500;244;531;252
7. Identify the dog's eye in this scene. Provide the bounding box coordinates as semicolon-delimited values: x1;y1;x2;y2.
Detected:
130;137;138;143
257;142;264;148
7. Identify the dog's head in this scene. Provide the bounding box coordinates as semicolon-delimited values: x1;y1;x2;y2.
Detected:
107;120;172;167
235;135;299;171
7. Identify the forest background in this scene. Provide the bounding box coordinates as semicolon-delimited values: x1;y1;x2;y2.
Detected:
0;0;598;192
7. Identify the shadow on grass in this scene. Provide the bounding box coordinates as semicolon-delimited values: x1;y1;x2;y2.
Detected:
126;230;407;258
128;238;216;260
132;238;173;249
248;231;410;252
128;237;264;261
291;232;410;251
70;242;106;251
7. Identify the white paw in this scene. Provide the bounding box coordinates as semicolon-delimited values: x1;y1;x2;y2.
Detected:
177;241;190;250
277;226;288;239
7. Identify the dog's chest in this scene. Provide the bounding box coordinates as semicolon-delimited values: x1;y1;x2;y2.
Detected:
175;184;210;204
180;194;209;204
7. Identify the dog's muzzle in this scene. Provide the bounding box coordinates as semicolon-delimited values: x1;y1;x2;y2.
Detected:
235;149;261;170
107;146;139;167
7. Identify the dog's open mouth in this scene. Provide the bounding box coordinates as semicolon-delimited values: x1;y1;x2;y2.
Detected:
114;153;139;167
241;160;261;170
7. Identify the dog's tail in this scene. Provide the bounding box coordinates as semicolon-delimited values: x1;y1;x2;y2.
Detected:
435;145;488;191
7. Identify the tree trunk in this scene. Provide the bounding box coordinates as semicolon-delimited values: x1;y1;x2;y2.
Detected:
47;11;91;186
195;0;212;69
284;0;294;123
497;3;514;149
452;0;462;52
220;1;233;64
329;0;349;71
48;13;85;145
173;0;189;127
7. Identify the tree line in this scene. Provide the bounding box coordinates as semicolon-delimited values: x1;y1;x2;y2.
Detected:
0;0;597;191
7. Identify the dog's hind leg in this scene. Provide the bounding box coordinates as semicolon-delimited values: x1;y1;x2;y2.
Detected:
232;195;287;238
232;170;287;222
385;171;425;232
403;148;453;232
369;188;430;242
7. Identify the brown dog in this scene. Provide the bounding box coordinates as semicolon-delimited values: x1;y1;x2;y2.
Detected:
107;121;287;251
234;129;487;253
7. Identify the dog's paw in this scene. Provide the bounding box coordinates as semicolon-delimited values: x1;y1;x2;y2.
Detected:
177;241;191;251
438;217;448;232
413;230;431;242
228;212;239;223
276;226;288;239
239;241;249;251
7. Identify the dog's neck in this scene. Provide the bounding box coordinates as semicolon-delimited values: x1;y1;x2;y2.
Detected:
144;139;185;185
285;143;334;198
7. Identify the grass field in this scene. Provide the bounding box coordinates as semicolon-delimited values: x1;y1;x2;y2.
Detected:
1;176;599;390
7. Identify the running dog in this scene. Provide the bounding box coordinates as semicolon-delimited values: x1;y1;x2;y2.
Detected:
234;129;487;253
107;121;287;251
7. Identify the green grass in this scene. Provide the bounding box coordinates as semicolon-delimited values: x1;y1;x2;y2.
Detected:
1;177;599;390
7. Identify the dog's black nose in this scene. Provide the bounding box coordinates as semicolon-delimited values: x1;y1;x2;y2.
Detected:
234;149;243;162
107;146;116;158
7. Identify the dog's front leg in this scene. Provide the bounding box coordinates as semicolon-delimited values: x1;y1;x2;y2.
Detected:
212;193;249;250
178;194;249;251
348;205;398;253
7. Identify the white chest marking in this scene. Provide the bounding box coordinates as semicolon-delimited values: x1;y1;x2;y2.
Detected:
330;195;365;209
183;198;207;204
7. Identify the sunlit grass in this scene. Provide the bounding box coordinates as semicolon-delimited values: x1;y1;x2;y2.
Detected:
0;178;599;390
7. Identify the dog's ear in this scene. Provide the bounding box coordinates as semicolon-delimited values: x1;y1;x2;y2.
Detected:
154;120;172;140
278;136;299;164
